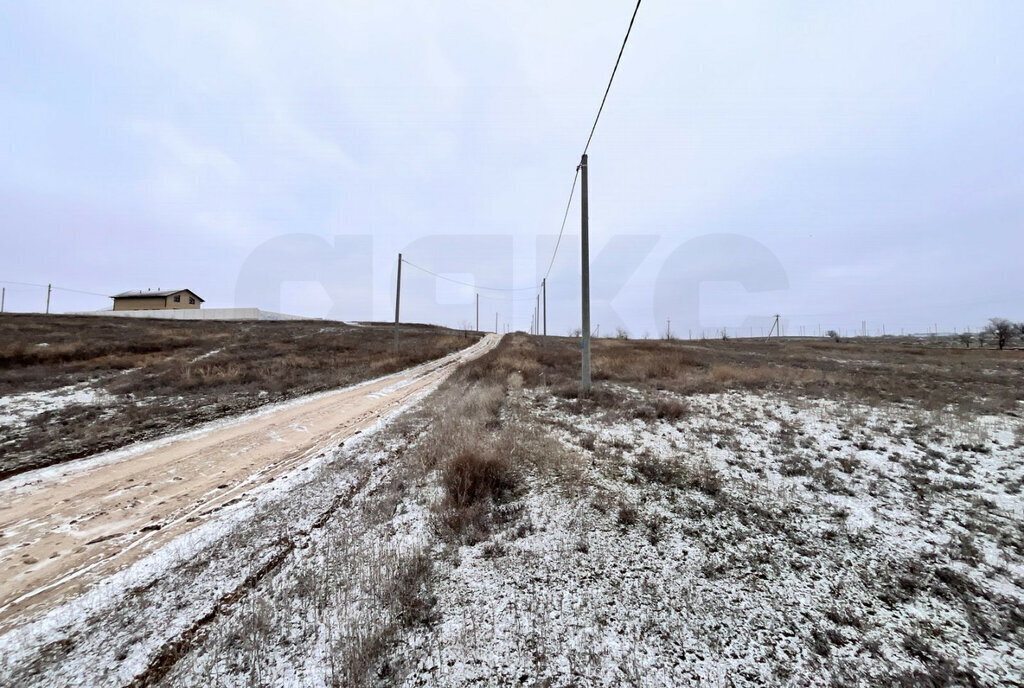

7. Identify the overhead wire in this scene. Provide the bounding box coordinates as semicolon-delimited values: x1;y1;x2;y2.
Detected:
400;258;539;292
540;0;642;284
398;2;643;322
478;292;543;303
0;280;109;298
583;0;643;157
541;167;580;283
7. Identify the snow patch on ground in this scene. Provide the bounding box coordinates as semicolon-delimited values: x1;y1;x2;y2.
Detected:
390;387;1024;685
0;383;112;428
4;376;1023;686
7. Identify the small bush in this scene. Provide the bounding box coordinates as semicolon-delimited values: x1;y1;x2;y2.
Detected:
635;452;682;486
441;449;518;509
685;459;723;496
617;501;639;527
780;454;814;477
633;396;689;422
389;554;437;627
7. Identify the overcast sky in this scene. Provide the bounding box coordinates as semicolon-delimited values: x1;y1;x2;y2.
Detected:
2;1;1022;336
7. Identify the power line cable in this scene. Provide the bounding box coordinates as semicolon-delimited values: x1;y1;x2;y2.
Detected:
0;280;109;298
52;286;110;298
400;258;539;292
583;0;643;157
542;167;580;283
399;2;644;315
478;292;543;303
541;0;642;283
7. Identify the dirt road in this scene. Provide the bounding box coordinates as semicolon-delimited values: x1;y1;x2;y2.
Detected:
0;334;498;632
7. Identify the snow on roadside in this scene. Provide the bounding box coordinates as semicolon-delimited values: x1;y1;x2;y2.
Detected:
5;358;1021;686
0;383;113;428
0;338;491;495
391;386;1024;686
0;351;462;688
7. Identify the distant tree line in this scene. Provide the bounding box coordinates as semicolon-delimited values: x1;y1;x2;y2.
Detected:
959;317;1023;350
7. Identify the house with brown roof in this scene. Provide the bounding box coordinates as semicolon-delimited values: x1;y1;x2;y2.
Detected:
111;289;204;311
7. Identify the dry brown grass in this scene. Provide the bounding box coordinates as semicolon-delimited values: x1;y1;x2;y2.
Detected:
458;332;1024;414
0;314;478;479
441;449;519;509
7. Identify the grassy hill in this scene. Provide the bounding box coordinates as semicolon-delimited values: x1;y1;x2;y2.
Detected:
0;314;478;478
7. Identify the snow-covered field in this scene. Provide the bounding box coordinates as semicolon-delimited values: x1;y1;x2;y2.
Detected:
3;331;1023;686
390;387;1024;686
5;373;1021;686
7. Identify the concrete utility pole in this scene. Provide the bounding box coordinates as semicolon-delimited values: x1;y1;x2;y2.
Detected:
765;314;780;341
542;278;547;345
495;312;498;335
393;253;402;352
46;283;52;315
1;287;5;313
580;154;592;394
476;293;479;332
536;292;540;338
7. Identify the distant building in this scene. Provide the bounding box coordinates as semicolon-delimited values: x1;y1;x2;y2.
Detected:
111;289;204;311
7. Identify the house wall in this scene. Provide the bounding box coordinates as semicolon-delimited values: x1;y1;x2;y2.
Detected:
112;291;202;311
113;297;166;311
162;292;201;310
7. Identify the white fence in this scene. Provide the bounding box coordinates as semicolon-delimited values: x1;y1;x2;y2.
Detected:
67;308;318;321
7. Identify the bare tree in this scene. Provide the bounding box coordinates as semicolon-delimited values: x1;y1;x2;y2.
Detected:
826;329;840;342
985;317;1016;350
958;332;972;348
615;326;630;340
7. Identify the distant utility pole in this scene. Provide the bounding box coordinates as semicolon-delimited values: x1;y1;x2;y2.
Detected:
393;253;402;352
495;312;498;334
476;293;479;332
580;154;592;394
536;292;540;338
46;283;52;315
542;278;547;345
765;314;780;341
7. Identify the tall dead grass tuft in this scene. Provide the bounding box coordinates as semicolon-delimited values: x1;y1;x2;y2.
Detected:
442;449;519;509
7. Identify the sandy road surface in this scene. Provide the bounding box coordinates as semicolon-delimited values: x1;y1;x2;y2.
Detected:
0;334;498;632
